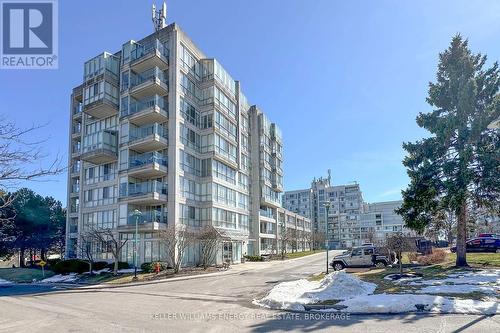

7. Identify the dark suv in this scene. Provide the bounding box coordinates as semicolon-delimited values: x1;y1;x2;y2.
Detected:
451;237;500;253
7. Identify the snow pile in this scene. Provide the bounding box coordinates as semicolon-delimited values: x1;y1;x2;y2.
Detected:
253;271;377;311
117;268;142;274
0;278;13;285
417;284;499;295
39;273;78;283
410;269;500;286
335;294;500;314
82;268;111;275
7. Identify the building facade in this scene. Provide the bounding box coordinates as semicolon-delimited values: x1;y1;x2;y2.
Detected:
283;175;412;248
66;22;310;265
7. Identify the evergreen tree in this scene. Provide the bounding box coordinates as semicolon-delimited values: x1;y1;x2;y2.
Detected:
396;35;500;267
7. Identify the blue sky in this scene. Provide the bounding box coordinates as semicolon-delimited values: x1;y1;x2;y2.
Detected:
1;0;499;205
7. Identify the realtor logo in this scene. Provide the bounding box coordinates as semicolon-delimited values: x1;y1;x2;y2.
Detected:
1;0;58;69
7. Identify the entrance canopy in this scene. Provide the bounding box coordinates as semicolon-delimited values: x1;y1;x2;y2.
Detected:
215;228;249;241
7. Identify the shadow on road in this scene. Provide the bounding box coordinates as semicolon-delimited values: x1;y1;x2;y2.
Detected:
248;312;493;332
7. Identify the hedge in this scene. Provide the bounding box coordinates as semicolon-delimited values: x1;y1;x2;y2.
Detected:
53;259;89;274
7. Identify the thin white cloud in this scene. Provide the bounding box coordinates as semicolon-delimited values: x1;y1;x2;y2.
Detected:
378;187;403;198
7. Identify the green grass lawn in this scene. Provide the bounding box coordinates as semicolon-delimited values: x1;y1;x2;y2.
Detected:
447;252;500;267
0;268;54;283
354;252;500;297
286;250;322;259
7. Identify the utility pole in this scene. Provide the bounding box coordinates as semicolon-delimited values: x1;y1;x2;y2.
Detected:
324;201;331;274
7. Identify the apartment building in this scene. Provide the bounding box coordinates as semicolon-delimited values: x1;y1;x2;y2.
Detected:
66;20;310;265
283;175;411;248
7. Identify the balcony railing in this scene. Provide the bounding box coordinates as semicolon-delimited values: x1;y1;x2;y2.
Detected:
70;162;81;174
129;123;168;143
260;209;275;219
120;180;167;197
73;103;83;115
83;131;118;154
129;151;167;170
71;184;80;193
123;94;168;117
130;39;169;64
130;67;168;90
127;210;167;225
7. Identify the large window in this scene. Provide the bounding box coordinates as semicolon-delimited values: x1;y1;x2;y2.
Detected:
180;98;199;127
212;160;236;184
214;111;237;141
83;209;116;230
180;150;201;176
212;183;237;207
180;124;200;152
214;134;237;163
212;208;237;229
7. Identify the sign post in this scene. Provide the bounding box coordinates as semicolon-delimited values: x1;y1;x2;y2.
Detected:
38;260;47;278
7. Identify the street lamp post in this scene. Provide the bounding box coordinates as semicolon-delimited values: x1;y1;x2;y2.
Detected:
324;201;331;274
131;209;142;281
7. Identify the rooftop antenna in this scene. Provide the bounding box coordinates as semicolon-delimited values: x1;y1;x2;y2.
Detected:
327;169;331;186
152;1;167;32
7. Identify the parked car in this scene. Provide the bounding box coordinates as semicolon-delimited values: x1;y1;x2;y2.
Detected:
478;233;499;238
330;245;394;271
450;237;500;253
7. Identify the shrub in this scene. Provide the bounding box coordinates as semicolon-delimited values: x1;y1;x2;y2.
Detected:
416;249;447;265
244;255;263;262
107;261;130;270
407;252;418;263
46;258;61;270
93;261;109;271
53;259;90;274
141;262;167;273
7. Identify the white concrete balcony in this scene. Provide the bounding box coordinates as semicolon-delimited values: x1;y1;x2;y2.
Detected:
129;67;168;100
128;123;168;153
129;39;169;73
123;95;168;126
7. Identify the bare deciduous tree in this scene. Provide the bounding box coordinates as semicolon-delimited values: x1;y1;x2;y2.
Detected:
76;232;96;275
158;224;196;274
197;225;221;269
0;118;63;219
312;231;326;250
386;232;416;275
88;228;127;275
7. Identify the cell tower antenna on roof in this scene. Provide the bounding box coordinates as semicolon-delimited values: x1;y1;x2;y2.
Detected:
152;1;167;32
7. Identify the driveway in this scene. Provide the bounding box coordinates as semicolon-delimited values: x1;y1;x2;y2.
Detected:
1;250;498;332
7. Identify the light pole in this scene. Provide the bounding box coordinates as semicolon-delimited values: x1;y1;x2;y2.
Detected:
131;209;142;281
324;200;331;274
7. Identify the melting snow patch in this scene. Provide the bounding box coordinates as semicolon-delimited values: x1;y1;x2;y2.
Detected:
117;268;142;274
253;271;377;311
39;273;78;283
335;294;500;314
417;284;499;295
0;278;13;285
410;269;500;286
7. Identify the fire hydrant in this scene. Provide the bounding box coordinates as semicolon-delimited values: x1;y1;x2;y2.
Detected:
154;262;161;274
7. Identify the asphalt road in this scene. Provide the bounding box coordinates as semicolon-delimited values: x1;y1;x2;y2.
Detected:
1;251;499;333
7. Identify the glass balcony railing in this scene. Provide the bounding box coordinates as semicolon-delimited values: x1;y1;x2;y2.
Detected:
83;130;118;154
124;94;168;117
130;67;168;90
70;163;81;174
260;209;275;219
129;151;167;170
71;184;80;193
130;39;169;63
127;210;167;225
73;103;83;115
129;123;168;142
120;180;167;197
